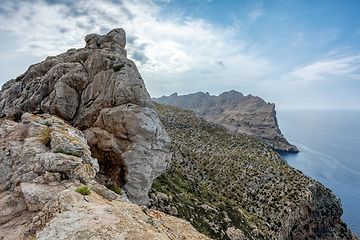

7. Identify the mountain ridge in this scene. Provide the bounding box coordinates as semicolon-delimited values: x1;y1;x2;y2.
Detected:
153;90;299;153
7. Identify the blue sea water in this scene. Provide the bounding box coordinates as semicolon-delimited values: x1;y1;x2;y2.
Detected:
276;110;360;236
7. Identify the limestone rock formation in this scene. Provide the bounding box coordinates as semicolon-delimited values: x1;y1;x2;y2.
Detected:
0;113;99;187
35;186;210;240
153;90;298;152
0;28;171;205
0;112;209;239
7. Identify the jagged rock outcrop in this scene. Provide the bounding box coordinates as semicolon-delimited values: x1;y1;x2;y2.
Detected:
0;113;209;239
153;90;298;152
0;28;172;205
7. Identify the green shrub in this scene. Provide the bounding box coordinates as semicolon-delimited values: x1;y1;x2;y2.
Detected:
113;64;125;72
104;182;122;195
76;186;91;195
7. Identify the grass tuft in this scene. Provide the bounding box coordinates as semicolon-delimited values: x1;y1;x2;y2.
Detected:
104;182;122;195
40;126;51;147
76;186;91;195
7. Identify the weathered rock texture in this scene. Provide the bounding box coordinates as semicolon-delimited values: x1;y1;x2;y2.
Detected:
0;113;209;240
153;90;298;152
35;187;210;240
0;28;171;205
0;113;99;188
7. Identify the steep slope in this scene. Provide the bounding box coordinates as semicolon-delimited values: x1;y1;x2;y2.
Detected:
0;28;171;205
153;91;298;152
150;104;359;240
0;113;209;239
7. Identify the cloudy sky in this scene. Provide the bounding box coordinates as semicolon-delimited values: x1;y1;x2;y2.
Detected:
1;0;360;109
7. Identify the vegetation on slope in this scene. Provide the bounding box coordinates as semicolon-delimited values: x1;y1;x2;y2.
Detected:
150;104;333;239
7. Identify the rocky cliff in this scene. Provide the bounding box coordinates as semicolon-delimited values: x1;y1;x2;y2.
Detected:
0;28;171;205
153;91;298;152
0;113;209;239
149;104;359;240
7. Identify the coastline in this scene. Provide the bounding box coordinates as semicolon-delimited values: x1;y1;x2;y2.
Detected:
277;109;360;236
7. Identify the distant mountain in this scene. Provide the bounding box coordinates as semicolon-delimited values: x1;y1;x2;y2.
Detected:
153;90;298;152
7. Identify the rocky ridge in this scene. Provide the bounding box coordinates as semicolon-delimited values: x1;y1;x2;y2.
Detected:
0;28;171;205
0;112;209;239
149;104;359;240
153;91;298;152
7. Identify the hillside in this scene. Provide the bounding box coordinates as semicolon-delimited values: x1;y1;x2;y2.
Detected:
153;91;298;152
150;103;359;240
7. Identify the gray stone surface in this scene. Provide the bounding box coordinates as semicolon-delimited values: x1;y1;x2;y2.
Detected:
0;28;171;205
0;113;99;187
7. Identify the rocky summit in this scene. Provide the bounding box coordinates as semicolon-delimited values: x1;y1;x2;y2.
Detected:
0;28;171;206
153;91;299;152
0;112;208;239
0;28;210;239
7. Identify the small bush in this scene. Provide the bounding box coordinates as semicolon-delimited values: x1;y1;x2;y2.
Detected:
76;186;91;195
105;182;122;195
40;126;51;147
113;64;125;72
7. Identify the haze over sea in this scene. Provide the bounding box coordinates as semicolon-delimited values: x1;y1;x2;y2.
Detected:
277;110;360;236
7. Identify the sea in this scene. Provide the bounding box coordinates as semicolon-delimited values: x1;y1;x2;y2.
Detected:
276;110;360;236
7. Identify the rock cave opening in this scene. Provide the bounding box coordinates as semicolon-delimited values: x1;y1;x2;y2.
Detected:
92;149;128;189
100;161;127;188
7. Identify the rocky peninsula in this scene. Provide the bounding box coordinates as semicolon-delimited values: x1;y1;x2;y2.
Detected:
153;91;299;152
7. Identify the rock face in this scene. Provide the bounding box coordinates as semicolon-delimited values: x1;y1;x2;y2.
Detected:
0;113;209;240
153;90;298;152
0;113;99;188
0;28;172;205
35;187;210;240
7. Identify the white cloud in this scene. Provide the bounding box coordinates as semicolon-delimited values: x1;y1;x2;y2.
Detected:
288;55;360;82
0;0;273;97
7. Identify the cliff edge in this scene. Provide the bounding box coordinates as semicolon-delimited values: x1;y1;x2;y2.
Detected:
153;90;299;152
150;104;359;240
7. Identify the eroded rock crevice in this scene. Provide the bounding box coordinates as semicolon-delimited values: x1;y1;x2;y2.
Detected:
91;146;128;188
